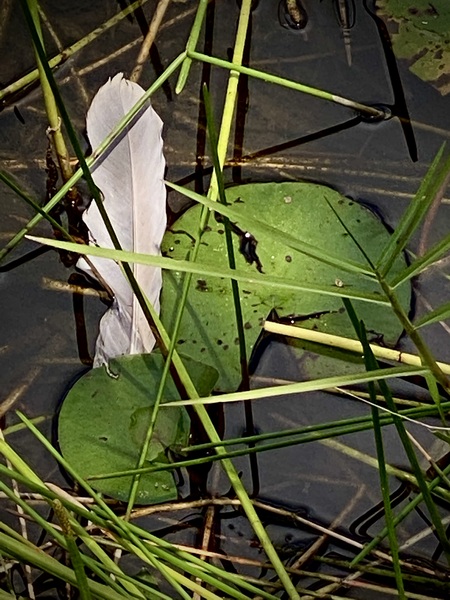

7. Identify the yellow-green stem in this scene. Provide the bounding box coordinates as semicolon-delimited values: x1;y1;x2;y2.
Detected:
379;277;450;390
27;0;72;182
207;0;252;203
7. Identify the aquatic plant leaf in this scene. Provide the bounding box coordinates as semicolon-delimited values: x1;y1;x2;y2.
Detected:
58;353;218;504
130;406;183;462
78;73;166;366
376;0;450;95
160;182;411;392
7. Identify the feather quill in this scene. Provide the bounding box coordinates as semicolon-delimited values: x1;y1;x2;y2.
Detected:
78;73;166;367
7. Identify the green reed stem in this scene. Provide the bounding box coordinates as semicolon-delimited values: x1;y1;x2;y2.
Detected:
175;0;209;93
25;0;72;182
26;235;392;304
139;0;300;595
188;51;386;120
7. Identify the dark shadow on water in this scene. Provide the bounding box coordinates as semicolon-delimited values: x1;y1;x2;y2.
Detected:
363;0;418;161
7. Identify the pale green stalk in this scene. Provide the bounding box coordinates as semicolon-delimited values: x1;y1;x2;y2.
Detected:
263;321;450;375
206;0;252;203
25;0;72;182
175;0;209;93
0;533;131;600
26;235;391;305
127;0;299;594
162;365;428;406
189;51;386;120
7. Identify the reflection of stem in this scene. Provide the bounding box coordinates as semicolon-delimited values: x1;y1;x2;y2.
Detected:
0;367;41;419
130;0;171;83
0;0;151;103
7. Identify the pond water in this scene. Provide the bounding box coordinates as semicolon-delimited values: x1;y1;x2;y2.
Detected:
1;0;450;598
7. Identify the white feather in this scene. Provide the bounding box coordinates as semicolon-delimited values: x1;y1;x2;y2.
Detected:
77;73;166;367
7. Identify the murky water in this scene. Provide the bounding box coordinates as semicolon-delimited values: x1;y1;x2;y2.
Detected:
1;1;450;597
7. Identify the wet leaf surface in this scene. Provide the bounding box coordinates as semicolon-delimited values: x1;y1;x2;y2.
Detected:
161;182;411;392
58;353;218;504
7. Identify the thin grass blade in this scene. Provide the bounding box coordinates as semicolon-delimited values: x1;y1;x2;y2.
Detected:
377;144;450;277
358;326;405;597
188;51;385;119
162;365;428;407
53;501;92;600
166;180;375;276
27;235;390;304
343;300;450;566
390;232;450;288
415;301;450;329
175;0;208;93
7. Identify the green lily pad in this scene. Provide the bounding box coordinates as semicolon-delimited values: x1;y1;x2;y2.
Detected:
160;182;410;392
58;353;218;505
129;406;184;462
376;0;450;95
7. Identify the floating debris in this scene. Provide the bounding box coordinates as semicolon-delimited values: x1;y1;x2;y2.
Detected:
278;0;308;31
334;0;355;66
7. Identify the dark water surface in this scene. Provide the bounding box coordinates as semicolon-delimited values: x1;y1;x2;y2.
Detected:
1;1;450;597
